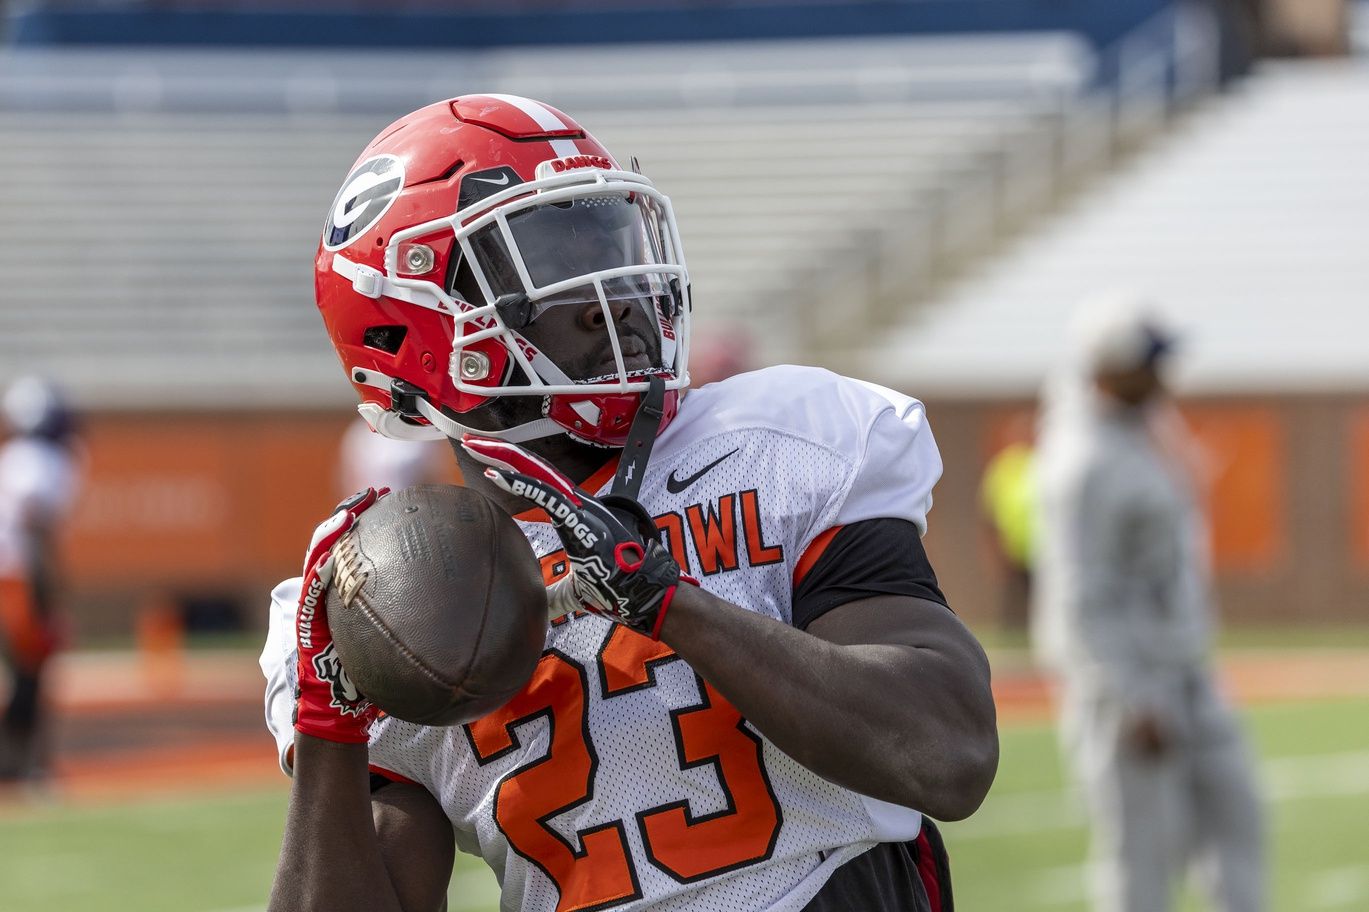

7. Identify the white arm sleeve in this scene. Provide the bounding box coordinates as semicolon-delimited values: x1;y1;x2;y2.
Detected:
259;577;303;776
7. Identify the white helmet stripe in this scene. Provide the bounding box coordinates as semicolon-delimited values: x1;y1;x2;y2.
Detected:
548;137;581;158
482;93;580;158
482;93;569;131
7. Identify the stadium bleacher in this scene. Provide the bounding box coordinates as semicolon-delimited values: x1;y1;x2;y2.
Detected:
849;58;1369;398
0;32;1125;407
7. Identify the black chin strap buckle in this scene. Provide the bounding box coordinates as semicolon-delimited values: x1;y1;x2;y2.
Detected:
389;379;430;418
611;374;666;502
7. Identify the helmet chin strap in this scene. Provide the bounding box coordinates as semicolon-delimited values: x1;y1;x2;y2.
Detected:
411;396;562;443
351;364;668;452
610;374;666;500
350;366;561;443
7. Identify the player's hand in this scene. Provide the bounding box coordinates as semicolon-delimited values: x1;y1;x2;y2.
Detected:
462;436;694;639
1130;711;1171;758
292;486;389;743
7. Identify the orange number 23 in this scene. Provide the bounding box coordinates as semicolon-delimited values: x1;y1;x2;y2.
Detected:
464;626;783;912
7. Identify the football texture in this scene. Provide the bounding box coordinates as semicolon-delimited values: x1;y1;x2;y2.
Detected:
325;484;547;726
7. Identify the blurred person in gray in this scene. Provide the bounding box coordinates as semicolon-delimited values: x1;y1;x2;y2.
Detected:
0;377;82;784
1031;294;1264;912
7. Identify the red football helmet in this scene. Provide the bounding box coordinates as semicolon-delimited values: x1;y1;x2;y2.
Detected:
315;94;690;447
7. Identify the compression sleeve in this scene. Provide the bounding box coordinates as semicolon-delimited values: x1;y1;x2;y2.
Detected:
792;518;948;630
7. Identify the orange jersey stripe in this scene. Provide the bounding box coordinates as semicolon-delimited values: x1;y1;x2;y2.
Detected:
369;764;418;786
792;526;843;588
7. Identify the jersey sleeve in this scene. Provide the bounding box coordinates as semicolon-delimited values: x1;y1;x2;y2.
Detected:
832;381;942;534
259;576;303;776
770;375;943;626
791;518;948;629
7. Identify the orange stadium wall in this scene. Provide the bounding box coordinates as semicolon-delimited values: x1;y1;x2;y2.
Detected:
919;393;1369;629
50;395;1369;639
56;411;460;639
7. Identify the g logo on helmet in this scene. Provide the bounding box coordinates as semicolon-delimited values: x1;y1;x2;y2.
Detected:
323;155;405;251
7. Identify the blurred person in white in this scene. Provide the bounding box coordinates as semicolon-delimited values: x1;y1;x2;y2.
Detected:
1031;294;1264;912
337;416;449;499
0;376;83;783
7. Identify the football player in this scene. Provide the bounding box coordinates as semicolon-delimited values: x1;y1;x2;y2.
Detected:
0;376;81;783
261;94;997;911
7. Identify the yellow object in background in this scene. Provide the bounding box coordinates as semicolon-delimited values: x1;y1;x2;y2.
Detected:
980;442;1037;570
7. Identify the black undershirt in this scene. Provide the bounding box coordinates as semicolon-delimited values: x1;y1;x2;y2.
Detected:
801;839;933;912
792;518;948;630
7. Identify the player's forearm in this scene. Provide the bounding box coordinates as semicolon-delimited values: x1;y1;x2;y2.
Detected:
658;586;997;820
268;736;407;912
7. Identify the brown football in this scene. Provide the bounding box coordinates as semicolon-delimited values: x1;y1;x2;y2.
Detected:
325;484;547;726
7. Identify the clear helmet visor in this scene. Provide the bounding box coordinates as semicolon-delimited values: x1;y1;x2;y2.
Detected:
464;191;674;305
452;182;687;390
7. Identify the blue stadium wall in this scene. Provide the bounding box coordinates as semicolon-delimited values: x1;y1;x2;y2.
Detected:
8;0;1174;50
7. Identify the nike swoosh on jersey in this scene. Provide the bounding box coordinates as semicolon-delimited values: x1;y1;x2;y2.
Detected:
665;449;739;494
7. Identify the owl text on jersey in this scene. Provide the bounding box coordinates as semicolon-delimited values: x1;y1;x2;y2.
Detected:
541;489;785;588
655;490;785;577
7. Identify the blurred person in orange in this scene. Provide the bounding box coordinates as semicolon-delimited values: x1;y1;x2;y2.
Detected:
0;376;83;784
979;413;1037;630
1031;294;1264;912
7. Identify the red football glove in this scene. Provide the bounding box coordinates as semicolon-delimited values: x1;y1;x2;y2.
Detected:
292;486;388;743
462;437;695;640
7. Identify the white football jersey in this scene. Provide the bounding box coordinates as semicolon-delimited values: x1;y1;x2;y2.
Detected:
0;437;81;578
261;365;943;912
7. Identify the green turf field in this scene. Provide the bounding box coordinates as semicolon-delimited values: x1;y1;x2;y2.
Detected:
1;697;1364;911
942;697;1369;910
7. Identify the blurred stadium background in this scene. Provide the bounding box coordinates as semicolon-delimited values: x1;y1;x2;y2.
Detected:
0;0;1366;909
